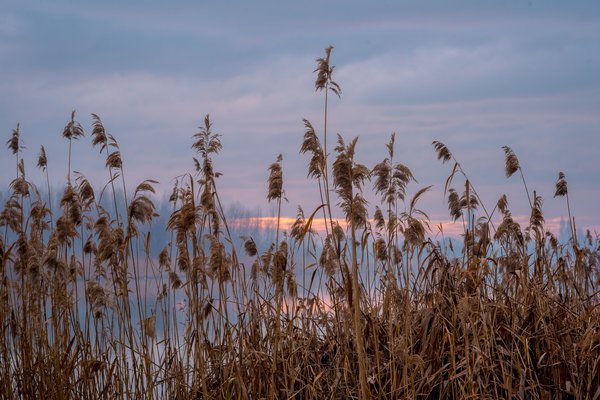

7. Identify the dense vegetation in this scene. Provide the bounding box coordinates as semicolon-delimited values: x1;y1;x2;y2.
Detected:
1;48;598;399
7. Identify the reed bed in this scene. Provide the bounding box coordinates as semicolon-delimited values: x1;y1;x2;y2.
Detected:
1;48;598;399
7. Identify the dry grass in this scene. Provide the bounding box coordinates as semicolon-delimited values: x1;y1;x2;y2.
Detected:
1;48;599;399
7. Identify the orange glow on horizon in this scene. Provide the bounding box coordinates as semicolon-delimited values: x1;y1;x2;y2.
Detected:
228;215;576;238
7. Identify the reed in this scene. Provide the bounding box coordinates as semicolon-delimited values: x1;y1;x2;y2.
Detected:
0;49;598;400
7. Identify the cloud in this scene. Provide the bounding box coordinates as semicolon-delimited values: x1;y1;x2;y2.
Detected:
0;14;25;36
1;1;599;232
338;39;600;106
225;213;596;243
0;54;318;201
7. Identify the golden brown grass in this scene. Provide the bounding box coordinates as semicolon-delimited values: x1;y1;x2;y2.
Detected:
1;47;599;399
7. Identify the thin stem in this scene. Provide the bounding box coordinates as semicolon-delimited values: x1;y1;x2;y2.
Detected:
67;138;72;186
351;209;369;399
271;193;283;396
322;85;335;235
105;147;121;226
566;193;575;245
45;167;53;228
519;168;533;209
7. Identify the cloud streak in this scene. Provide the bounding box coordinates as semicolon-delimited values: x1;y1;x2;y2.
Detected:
1;1;599;233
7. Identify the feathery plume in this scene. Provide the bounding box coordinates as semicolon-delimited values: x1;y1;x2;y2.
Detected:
447;188;462;221
267;154;283;202
501;146;520;178
555;172;568;197
333;135;369;228
128;180;158;225
37;146;47;170
432;141;452;163
6;123;21;155
192;115;222;173
314;46;341;97
243;237;258;257
300;119;324;179
497;194;509;216
373;207;385;230
63;110;84;140
91;113;108;151
529;193;544;235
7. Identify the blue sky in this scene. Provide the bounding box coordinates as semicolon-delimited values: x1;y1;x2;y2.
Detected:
1;1;599;234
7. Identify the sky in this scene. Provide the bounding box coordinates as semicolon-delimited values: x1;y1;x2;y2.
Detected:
1;0;599;236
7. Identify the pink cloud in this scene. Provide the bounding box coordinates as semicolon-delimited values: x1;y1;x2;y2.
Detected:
229;213;599;240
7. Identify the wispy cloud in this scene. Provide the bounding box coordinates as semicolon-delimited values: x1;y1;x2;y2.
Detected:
1;1;599;232
228;214;594;240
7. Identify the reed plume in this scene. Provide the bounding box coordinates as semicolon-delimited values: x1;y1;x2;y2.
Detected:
267;154;283;202
300;119;324;179
63;110;84;185
502;145;532;208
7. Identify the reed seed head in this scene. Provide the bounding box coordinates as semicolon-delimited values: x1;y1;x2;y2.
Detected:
555;172;568;197
432;141;452;163
502;146;520;178
314;46;341;96
91;113;108;151
37;146;47;170
62;110;84;141
267;154;283;202
6;123;21;155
